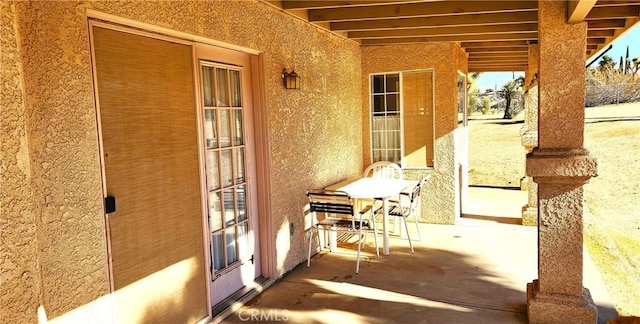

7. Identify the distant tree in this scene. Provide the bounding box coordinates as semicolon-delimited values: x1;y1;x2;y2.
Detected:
618;56;625;73
481;96;491;115
598;55;615;72
467;72;482;112
500;78;522;119
585;49;640;106
468;72;482;86
469;90;479;112
515;75;525;88
625;46;631;74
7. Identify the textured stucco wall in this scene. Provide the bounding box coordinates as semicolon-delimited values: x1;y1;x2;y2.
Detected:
538;1;586;150
454;43;469;221
526;1;597;322
523;43;539;139
1;2;43;324
9;1;112;322
5;1;361;321
93;0;362;275
361;43;466;224
523;86;539;143
521;43;539;226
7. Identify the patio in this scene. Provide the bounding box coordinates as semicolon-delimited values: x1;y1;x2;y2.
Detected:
221;187;617;323
6;1;639;322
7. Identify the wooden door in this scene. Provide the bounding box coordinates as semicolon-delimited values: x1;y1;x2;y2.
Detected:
92;26;207;323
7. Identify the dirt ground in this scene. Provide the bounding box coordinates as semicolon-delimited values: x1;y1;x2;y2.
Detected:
467;102;640;316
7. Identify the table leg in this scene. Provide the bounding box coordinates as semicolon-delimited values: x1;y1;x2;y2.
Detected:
329;226;337;251
383;197;390;255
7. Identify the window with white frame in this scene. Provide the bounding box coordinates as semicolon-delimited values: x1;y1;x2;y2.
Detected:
370;70;435;168
370;73;401;164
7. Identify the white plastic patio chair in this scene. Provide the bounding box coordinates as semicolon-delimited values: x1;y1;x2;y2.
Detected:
363;161;403;179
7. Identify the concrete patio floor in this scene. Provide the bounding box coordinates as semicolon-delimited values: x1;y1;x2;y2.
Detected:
221;187;618;323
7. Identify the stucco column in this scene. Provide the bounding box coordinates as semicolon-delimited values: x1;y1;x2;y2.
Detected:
526;1;598;323
521;43;539;226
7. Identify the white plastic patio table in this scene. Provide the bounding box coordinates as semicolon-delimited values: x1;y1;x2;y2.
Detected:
326;177;413;255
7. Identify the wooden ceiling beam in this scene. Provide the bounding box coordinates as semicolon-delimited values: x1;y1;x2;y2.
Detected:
469;66;527;72
277;1;637;66
469;59;529;64
468;58;528;64
462;40;530;48
593;1;640;7
469;62;529;68
587;19;627;29
585;5;640;19
330;11;538;31
586;17;639;61
465;46;530;53
468;61;527;66
282;0;420;10
308;1;538;22
587;29;616;37
468;62;527;66
348;23;537;39
568;0;597;23
469;52;528;59
361;32;537;45
588;37;607;44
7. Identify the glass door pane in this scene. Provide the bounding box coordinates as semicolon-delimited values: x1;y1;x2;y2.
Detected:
219;109;231;148
206;151;220;191
221;149;233;187
216;68;229;107
236;184;246;222
230;70;242;107
208;192;223;231
212;233;224;271
204;109;218;149
202;66;215;107
231;109;244;146
200;60;250;278
234;147;245;184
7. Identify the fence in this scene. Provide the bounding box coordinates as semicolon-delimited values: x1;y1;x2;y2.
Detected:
585;83;640;107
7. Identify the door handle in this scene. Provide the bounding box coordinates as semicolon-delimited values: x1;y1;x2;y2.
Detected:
105;196;116;214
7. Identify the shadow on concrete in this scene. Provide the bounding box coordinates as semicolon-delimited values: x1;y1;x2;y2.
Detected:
469;184;521;191
223;232;531;323
461;213;522;225
486;119;525;125
222;188;618;324
585;117;640;124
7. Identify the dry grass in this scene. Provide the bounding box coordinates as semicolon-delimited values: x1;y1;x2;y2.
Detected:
468;102;640;316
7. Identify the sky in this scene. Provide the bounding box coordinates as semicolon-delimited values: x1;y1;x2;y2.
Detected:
476;23;640;92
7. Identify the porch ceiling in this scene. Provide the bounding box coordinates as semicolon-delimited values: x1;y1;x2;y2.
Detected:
270;0;640;72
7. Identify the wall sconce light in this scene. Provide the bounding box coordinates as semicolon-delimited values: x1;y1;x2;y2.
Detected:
282;69;300;90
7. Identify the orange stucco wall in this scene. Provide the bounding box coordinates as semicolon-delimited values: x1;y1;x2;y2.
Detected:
3;1;470;322
361;43;468;224
2;1;361;322
1;2;44;323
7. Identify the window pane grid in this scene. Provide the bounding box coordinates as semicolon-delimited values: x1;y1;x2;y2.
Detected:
370;73;401;164
201;61;250;277
212;225;246;272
